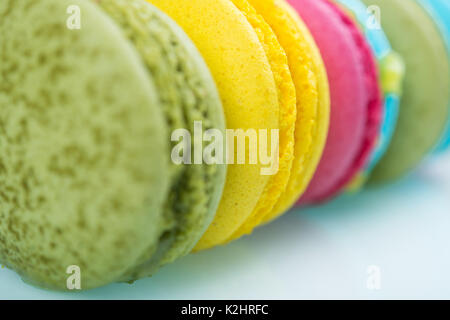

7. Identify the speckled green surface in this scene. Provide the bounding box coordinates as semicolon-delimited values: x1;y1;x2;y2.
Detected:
0;0;170;290
0;0;225;290
362;0;450;183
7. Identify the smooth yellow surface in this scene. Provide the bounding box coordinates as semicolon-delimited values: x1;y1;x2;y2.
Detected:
226;0;297;242
256;0;330;222
148;0;280;250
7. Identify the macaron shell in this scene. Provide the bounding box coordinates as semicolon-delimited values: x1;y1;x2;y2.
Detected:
148;0;280;250
362;0;450;183
246;0;330;222
226;0;297;241
0;0;170;290
291;0;378;204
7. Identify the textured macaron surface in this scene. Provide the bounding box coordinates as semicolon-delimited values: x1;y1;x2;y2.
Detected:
96;0;226;280
225;0;297;242
247;0;330;222
291;0;381;204
149;0;280;251
362;0;450;183
0;0;170;289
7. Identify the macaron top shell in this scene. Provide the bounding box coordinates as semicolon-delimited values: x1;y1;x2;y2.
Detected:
362;0;450;183
0;0;170;290
291;0;382;204
149;0;280;250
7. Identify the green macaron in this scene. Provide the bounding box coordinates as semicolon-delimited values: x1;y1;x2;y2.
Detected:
362;0;450;183
0;0;225;290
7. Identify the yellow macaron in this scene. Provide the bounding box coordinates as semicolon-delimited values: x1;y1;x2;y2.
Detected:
225;0;297;242
256;0;330;223
148;0;285;250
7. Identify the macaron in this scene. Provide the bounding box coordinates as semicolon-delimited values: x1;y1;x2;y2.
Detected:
223;0;297;243
290;0;383;205
244;0;330;225
416;0;450;152
228;0;330;239
0;0;225;290
337;0;405;189
361;0;450;183
149;0;296;250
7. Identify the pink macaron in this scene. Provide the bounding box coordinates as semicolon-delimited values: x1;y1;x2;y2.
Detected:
288;0;383;205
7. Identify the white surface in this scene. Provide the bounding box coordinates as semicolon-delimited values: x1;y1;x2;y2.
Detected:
1;153;450;299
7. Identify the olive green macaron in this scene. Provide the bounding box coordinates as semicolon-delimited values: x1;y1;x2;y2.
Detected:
362;0;450;183
0;0;225;290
